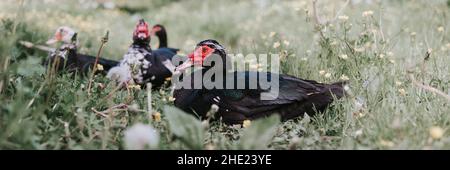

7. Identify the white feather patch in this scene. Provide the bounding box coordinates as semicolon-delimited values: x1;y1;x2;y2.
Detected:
107;64;133;86
107;47;151;85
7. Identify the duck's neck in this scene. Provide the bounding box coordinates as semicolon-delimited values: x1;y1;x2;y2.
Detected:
156;30;167;48
131;41;151;51
132;37;151;47
57;43;78;63
66;48;78;63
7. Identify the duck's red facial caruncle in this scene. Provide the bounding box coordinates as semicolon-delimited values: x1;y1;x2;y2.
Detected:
188;45;215;65
174;45;215;73
54;30;63;41
133;20;150;40
46;26;76;45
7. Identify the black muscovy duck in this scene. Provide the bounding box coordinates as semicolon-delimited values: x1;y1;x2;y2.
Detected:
44;26;119;76
107;19;178;88
173;39;347;124
151;24;179;53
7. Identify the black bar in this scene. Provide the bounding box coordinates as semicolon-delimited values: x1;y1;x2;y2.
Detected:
1;150;449;169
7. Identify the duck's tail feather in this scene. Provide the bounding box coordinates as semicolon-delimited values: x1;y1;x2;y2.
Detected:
328;81;348;99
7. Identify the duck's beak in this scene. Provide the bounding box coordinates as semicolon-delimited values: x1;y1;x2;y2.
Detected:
46;38;58;45
174;59;193;74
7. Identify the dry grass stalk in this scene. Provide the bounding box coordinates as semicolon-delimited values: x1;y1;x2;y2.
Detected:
407;51;450;102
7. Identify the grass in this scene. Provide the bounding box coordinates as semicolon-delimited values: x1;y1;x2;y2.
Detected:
0;0;450;150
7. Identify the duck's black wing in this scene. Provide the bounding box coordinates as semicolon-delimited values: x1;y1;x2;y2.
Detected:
44;47;119;76
158;47;179;54
152;48;177;60
77;53;119;72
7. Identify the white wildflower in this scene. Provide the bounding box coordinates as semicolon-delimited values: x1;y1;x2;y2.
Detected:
243;120;252;128
354;129;363;137
124;123;160;150
269;32;276;37
362;10;374;17
338;15;349;21
379;139;394;147
339;54;349;60
398;88;406;96
96;64;104;71
387;51;394;57
340;74;350;81
429;126;444;140
319;70;326;75
273;41;281;48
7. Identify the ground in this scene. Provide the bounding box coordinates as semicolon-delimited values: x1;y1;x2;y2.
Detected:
0;0;449;149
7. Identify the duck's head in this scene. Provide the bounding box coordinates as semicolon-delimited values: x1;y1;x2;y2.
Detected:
46;26;77;45
132;19;151;45
177;39;227;72
150;24;164;36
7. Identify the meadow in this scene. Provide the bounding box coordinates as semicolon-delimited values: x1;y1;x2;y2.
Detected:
0;0;449;149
